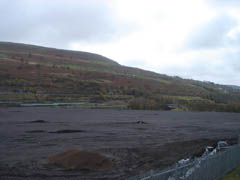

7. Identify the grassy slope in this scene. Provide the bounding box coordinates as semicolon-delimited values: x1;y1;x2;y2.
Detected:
0;42;240;111
221;166;240;180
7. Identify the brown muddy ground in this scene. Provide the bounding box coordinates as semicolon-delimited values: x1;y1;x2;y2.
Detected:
0;108;240;180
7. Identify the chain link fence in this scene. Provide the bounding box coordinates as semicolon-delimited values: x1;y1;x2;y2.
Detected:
128;137;240;180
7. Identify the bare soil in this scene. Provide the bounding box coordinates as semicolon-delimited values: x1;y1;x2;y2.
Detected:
0;108;240;179
48;149;113;171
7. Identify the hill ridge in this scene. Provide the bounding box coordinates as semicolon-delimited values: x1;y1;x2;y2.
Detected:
0;41;118;66
0;41;240;112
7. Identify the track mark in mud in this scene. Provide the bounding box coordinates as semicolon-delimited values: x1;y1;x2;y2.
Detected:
115;121;148;125
29;120;48;123
105;132;116;135
25;130;46;133
135;128;147;130
48;130;85;134
13;135;37;144
136;121;147;124
9;110;22;113
44;143;57;147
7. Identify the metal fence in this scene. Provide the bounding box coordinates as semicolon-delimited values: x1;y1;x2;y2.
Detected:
128;138;240;180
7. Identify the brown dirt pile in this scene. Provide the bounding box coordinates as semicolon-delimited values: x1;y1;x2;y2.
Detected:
48;149;113;171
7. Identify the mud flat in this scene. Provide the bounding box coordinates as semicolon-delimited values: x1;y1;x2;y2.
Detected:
0;108;240;179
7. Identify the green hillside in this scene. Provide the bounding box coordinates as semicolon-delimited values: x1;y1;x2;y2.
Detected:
0;42;240;112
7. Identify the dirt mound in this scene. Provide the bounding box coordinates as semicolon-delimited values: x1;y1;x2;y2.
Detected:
48;149;113;171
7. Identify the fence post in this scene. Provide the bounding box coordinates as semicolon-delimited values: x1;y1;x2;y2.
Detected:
150;169;153;178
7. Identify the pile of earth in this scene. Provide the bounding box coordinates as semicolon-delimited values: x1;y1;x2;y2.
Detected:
48;149;113;171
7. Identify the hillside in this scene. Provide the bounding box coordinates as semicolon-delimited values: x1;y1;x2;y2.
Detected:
0;42;240;112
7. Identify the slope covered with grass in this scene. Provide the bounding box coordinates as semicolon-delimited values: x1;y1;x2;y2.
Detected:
0;42;240;112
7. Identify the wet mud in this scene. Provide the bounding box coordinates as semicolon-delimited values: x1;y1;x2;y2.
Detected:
0;108;240;179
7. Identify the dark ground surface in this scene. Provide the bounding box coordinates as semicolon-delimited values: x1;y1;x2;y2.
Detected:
0;107;240;180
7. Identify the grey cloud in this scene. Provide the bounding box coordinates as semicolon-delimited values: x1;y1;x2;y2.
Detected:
222;50;240;73
160;50;240;85
228;31;240;47
0;0;132;48
185;14;238;49
164;63;240;85
192;55;240;85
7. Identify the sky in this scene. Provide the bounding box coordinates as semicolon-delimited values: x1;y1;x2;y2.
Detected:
1;0;240;85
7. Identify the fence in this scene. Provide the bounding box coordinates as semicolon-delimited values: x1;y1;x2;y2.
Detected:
128;137;240;180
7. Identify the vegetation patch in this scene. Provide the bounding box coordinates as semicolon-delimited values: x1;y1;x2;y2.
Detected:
220;166;240;180
0;53;8;58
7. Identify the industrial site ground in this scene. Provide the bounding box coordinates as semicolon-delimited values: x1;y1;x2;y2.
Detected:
0;108;240;179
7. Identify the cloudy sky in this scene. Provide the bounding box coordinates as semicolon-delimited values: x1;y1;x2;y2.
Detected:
1;0;240;85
